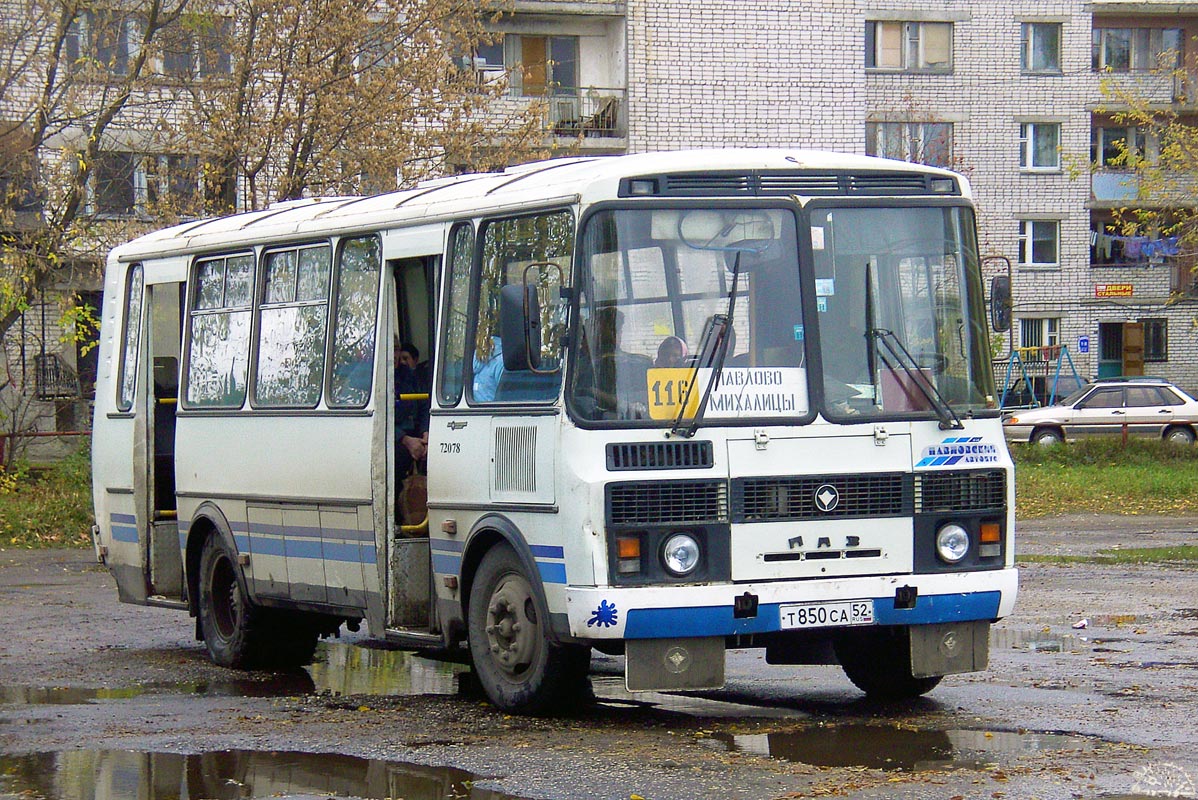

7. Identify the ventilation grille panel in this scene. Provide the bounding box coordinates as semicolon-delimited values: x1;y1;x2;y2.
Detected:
606;441;714;471
493;425;537;493
915;469;1006;513
607;480;728;525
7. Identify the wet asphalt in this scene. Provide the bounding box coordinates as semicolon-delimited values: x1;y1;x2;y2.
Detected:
0;515;1196;800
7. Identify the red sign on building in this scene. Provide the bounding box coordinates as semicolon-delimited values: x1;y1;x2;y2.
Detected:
1095;283;1134;298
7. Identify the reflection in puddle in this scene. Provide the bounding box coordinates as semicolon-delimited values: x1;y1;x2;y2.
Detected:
713;725;1096;771
991;628;1090;653
589;675;799;719
0;749;523;800
0;643;468;706
306;642;468;697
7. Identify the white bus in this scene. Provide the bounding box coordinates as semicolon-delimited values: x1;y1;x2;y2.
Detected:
92;149;1017;713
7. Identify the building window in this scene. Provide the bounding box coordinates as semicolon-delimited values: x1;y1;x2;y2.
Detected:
865;21;952;72
1142;318;1167;361
1021;23;1062;73
866;122;953;167
64;10;141;76
1092;27;1183;72
1019;317;1059;349
88;152;201;217
473;34;578;96
1019;123;1060;171
1091;125;1147;166
160;16;232;77
1018;220;1059;268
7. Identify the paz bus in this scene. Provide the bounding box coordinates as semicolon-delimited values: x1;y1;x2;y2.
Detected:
91;149;1017;713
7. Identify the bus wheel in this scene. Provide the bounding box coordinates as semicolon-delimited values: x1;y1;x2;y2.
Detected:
833;626;942;700
467;544;589;714
198;534;268;669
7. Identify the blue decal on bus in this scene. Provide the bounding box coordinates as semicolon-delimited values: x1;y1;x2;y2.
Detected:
587;600;618;628
537;561;567;584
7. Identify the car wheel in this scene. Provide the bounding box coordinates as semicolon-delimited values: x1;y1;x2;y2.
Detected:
1164;426;1196;445
1032;427;1063;445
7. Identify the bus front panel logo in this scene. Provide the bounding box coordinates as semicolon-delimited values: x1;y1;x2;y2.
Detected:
814;484;840;513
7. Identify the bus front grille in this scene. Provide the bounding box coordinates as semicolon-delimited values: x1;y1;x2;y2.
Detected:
915;469;1006;513
606;480;728;525
732;473;910;522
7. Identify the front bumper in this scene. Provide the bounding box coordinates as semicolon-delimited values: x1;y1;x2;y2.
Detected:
566;568;1018;640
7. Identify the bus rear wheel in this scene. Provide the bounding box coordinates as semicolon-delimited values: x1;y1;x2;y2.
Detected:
834;626;942;700
467;544;589;714
198;534;267;669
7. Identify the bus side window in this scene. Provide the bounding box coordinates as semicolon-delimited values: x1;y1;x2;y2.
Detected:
438;224;473;406
117;264;144;411
184;254;254;408
329;236;382;407
471;211;573;404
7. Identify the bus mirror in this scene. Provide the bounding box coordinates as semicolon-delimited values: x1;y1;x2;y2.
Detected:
989;275;1011;333
500;283;540;371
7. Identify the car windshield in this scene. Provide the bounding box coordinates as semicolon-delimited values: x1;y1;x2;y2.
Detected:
1060;384;1095;406
811;205;995;422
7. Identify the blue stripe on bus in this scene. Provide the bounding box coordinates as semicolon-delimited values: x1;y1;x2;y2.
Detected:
431;539;463;553
623;591;1003;639
432;553;461;574
111;525;139;544
530;544;564;559
537;561;567;584
111;513;136;525
872;591;1001;625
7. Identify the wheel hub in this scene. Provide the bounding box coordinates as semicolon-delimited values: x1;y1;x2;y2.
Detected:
484;575;539;678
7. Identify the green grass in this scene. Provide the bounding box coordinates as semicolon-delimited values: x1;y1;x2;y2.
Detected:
1018;546;1198;565
1012;437;1198;519
0;445;94;549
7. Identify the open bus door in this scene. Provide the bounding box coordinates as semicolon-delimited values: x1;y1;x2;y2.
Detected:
143;281;184;602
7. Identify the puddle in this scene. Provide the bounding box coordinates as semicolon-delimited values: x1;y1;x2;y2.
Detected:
990;628;1090;653
0;749;523;800
0;643;469;707
589;675;800;719
712;724;1096;772
306;642;468;697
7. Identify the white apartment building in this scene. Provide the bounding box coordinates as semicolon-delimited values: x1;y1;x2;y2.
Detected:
501;0;1198;396
6;0;1197;457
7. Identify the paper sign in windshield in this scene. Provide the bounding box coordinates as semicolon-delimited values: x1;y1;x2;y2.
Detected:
647;367;809;420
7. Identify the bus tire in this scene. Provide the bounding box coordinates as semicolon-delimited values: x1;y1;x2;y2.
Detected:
833;626;942;700
198;534;270;669
467;543;589;714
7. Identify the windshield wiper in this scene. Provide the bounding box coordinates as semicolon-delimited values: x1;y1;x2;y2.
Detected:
669;251;743;438
870;328;963;430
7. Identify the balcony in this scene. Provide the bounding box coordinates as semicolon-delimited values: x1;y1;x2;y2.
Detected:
547;88;625;140
1091;169;1198;208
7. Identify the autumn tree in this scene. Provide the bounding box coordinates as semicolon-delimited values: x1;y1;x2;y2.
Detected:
180;0;549;211
0;0;202;340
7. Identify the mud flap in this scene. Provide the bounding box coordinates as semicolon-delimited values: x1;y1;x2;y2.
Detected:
626;637;725;691
909;620;990;678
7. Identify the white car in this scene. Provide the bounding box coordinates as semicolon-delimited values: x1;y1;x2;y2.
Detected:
1002;377;1198;445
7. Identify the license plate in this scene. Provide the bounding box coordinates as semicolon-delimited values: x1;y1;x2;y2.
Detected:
779;600;874;630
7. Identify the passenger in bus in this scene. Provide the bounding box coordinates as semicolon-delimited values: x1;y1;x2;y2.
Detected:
395;342;428;475
472;336;504;402
654;335;689;369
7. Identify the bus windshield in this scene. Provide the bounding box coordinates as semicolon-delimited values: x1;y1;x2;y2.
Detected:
570;206;807;424
569;203;994;426
812;204;994;422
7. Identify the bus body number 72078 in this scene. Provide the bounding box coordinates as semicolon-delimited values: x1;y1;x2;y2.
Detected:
778;600;874;629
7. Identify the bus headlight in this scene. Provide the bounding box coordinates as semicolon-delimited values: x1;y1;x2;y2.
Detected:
662;533;701;577
936;524;970;564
